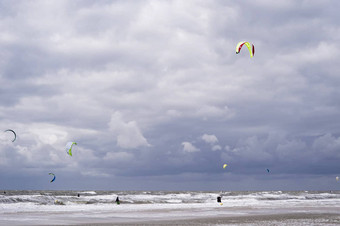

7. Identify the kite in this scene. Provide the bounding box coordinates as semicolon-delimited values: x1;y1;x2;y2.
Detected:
223;164;227;169
49;173;56;183
236;41;255;58
4;129;16;142
65;142;77;156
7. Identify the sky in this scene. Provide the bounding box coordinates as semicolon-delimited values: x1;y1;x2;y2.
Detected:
1;0;340;191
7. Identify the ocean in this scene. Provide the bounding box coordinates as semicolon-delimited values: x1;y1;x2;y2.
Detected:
1;190;340;225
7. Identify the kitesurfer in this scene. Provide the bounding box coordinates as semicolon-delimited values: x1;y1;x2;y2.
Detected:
217;195;222;203
116;196;120;205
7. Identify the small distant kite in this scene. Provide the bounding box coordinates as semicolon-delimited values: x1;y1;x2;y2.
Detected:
4;129;16;142
236;41;255;58
266;169;270;173
49;173;56;183
223;164;227;169
65;142;77;156
336;176;339;181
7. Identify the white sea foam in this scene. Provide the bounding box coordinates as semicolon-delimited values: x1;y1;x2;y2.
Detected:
79;191;97;195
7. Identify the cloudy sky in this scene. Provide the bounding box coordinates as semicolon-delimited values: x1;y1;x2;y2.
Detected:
1;0;340;191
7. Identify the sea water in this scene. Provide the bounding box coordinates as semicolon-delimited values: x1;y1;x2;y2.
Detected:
0;190;340;225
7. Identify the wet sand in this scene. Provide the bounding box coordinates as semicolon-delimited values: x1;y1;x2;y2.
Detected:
2;204;339;225
78;213;340;225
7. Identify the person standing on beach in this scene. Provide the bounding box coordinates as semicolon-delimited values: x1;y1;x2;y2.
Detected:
116;196;120;205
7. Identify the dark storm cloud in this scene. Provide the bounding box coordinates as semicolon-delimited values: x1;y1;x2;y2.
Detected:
0;0;340;190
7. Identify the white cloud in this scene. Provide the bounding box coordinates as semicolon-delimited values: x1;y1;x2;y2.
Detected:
196;105;235;119
201;134;218;145
109;112;150;149
80;170;111;178
181;142;199;153
212;145;222;151
28;124;68;145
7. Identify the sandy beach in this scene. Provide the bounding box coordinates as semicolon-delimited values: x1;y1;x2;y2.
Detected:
79;213;340;226
3;206;338;226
